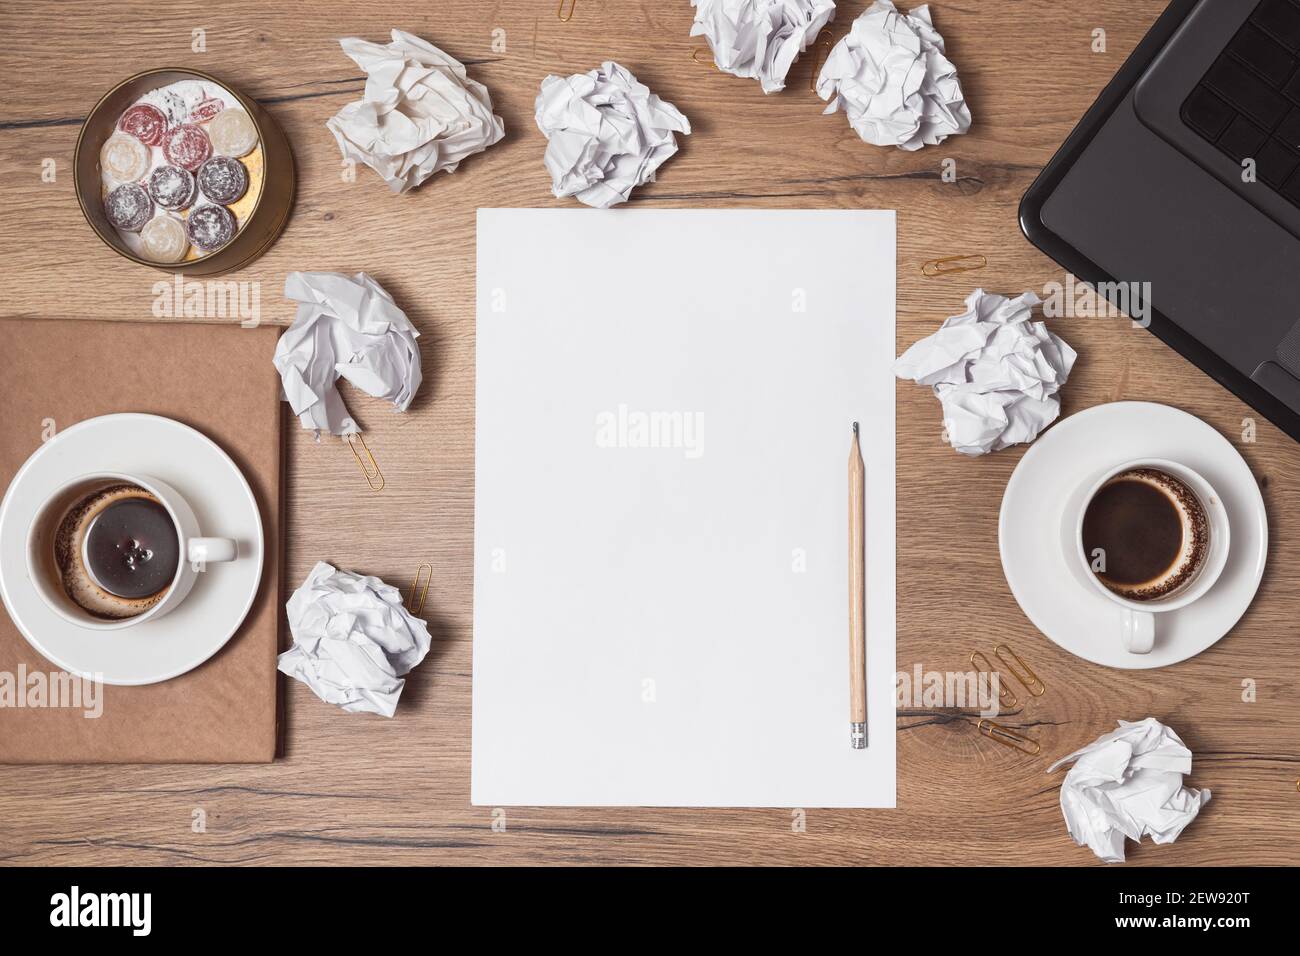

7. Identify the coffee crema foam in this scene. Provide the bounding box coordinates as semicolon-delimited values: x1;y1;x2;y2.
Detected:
53;484;174;619
1085;468;1209;602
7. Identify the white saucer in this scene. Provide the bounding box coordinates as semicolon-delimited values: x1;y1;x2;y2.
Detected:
0;414;263;685
999;402;1267;670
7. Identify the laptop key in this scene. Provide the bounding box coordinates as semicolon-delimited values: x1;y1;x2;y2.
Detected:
1229;23;1297;86
1178;2;1300;205
1218;114;1269;161
1253;0;1300;52
1281;165;1300;203
1204;55;1290;127
1254;138;1300;186
1182;85;1236;140
1276;107;1300;148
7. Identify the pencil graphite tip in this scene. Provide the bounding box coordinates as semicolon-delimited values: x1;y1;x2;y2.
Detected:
852;421;859;436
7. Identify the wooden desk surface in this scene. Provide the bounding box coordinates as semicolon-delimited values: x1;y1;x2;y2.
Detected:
2;0;1298;866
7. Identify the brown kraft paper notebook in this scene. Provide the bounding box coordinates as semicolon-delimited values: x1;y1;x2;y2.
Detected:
0;319;282;763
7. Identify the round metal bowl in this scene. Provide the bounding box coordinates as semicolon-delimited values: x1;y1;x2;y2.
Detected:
74;68;295;277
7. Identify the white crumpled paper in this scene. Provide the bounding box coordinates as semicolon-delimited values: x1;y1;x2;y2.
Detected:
690;0;837;94
535;61;691;208
894;289;1075;456
1049;718;1212;864
278;561;433;718
274;271;422;438
816;1;970;150
327;29;505;193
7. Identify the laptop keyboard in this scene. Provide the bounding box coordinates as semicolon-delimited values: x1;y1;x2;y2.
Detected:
1181;0;1300;202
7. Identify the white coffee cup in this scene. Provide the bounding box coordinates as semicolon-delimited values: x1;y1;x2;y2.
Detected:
1070;458;1230;654
26;472;238;631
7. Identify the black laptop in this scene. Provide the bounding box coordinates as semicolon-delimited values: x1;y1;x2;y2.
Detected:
1021;0;1300;441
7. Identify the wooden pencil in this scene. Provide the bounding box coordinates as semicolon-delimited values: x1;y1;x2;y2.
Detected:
849;421;867;749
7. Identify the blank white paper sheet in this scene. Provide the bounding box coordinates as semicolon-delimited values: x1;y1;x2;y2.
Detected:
473;209;895;807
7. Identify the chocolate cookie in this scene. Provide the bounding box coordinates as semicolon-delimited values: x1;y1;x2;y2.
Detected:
104;183;154;232
185;203;235;252
147;164;196;211
197;156;248;205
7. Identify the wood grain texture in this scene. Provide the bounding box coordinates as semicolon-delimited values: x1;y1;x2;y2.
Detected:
1;0;1298;866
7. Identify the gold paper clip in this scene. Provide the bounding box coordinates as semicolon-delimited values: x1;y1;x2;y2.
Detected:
346;433;385;492
807;32;833;92
692;47;718;68
993;644;1046;697
557;0;578;22
978;719;1041;756
921;254;987;277
970;650;1018;710
408;563;432;616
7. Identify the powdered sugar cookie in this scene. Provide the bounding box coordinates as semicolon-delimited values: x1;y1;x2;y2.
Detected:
140;214;189;262
100;133;150;183
207;108;258;157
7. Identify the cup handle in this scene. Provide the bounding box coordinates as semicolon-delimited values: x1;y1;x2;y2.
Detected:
1121;608;1155;654
188;537;237;567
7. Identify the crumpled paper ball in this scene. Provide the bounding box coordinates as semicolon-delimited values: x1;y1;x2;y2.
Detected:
327;29;505;193
816;1;970;150
535;61;691;208
274;271;422;438
1048;718;1212;864
690;0;838;94
893;289;1076;456
278;562;433;718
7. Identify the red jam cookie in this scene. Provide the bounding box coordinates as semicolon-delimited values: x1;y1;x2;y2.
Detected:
162;123;213;172
189;97;224;123
118;103;168;147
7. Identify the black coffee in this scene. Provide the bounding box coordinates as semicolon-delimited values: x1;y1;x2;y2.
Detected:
84;496;179;600
1082;478;1183;587
1081;467;1211;603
